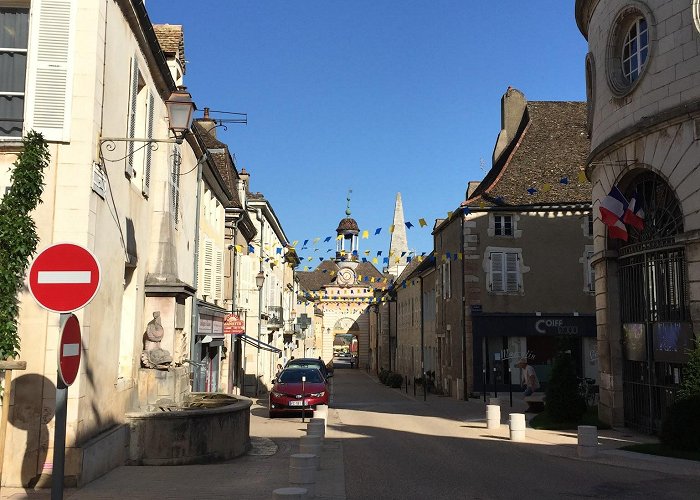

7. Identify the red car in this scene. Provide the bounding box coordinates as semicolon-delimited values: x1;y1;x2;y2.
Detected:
269;367;329;418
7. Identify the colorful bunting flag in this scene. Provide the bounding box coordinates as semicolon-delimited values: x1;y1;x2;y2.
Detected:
405;222;413;229
375;228;382;235
418;218;427;227
362;230;369;239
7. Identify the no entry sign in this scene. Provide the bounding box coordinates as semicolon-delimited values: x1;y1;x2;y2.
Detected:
58;314;81;386
28;243;101;313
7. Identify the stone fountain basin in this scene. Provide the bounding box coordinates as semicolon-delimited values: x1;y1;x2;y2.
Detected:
125;393;252;465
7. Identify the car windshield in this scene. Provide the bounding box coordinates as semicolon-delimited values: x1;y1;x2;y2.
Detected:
279;369;324;384
287;359;325;371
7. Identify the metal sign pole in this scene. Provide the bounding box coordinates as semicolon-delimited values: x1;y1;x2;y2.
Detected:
51;380;67;500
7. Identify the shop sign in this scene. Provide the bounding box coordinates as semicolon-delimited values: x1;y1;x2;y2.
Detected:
224;314;245;335
212;317;223;335
534;318;578;335
198;315;213;333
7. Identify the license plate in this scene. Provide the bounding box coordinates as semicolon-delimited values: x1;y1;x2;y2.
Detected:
289;400;304;407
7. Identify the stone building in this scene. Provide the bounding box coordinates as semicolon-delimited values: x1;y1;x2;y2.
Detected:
434;87;595;399
576;0;700;432
297;206;386;369
0;1;204;487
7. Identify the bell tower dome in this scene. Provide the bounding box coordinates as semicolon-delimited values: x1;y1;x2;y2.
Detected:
335;190;359;273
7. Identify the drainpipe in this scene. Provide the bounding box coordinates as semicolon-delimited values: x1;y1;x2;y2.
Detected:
461;213;468;400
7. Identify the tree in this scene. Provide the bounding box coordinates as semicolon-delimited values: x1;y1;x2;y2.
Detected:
678;339;700;401
0;131;50;360
545;352;586;422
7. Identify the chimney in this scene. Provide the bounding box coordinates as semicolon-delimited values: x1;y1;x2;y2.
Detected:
238;168;250;208
466;181;481;199
492;87;527;165
199;107;217;138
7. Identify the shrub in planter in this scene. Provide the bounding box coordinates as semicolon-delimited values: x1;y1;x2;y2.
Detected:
660;394;700;451
388;373;403;388
545;353;586;423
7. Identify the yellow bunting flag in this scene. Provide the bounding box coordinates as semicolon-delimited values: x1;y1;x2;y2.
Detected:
447;211;453;218
292;240;298;247
235;245;243;252
313;237;320;244
542;183;552;192
479;200;486;208
578;171;587;183
389;225;395;233
372;257;378;264
458;252;463;260
362;230;369;239
418;218;427;227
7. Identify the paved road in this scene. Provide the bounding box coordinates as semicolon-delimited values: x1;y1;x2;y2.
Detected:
333;368;700;500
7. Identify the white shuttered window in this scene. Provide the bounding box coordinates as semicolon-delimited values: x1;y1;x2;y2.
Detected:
489;251;520;293
24;0;76;142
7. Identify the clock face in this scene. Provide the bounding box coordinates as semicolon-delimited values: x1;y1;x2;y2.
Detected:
337;268;356;285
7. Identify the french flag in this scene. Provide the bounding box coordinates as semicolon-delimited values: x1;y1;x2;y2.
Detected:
599;186;629;241
623;191;645;230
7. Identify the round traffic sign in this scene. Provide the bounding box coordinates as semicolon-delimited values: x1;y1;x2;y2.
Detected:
58;314;81;387
28;243;101;313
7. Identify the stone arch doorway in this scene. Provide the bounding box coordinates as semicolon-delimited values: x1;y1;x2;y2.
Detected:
615;170;690;433
333;317;360;368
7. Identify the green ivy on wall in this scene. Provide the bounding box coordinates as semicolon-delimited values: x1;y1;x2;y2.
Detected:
0;131;49;360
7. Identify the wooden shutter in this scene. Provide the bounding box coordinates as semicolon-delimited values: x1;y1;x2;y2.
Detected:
490;252;504;292
505;252;519;292
25;0;76;142
203;238;213;299
587;251;595;291
126;57;139;177
215;249;223;301
142;91;154;197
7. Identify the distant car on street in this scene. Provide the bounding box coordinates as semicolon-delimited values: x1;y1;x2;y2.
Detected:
269;367;329;418
286;357;333;379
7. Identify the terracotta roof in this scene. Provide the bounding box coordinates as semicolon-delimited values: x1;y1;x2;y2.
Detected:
466;101;590;208
336;217;359;232
153;24;186;74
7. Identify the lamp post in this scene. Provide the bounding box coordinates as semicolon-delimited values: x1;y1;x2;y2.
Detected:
255;270;265;396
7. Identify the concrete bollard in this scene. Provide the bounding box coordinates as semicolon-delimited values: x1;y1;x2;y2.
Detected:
310;417;326;433
509;413;526;442
299;435;322;470
273;486;308;499
577;425;598;458
289;453;317;497
315;405;329;428
307;421;325;438
486;404;501;429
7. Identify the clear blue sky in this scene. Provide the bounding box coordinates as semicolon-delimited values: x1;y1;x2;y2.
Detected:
148;1;588;267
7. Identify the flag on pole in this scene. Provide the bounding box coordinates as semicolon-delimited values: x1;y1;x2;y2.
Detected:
623;191;645;230
599;185;629;241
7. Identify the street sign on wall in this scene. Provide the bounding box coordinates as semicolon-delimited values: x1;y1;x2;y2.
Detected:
28;243;101;313
58;314;81;387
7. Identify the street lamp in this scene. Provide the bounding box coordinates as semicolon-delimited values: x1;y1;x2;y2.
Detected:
255;271;265;396
99;87;196;155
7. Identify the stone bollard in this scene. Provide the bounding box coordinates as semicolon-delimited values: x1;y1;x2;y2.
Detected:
273;486;308;499
486;404;501;429
289;453;317;497
315;405;329;431
307;421;325;438
509;413;526;442
577;425;598;458
299;434;322;470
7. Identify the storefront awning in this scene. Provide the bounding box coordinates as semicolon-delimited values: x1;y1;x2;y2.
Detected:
239;334;282;354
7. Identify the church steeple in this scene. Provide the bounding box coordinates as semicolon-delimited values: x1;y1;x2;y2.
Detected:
387;192;409;277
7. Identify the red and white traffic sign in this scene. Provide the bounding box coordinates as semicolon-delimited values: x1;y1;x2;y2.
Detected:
28;243;101;313
58;314;81;386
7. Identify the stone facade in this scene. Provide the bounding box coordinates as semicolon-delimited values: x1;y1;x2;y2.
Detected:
577;0;700;430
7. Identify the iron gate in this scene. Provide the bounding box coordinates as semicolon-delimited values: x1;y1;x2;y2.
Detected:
617;172;688;434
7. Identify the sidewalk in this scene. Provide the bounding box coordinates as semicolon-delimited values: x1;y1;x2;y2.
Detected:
377;373;700;478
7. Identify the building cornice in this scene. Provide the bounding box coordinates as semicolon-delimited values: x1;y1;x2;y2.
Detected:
587;99;700;175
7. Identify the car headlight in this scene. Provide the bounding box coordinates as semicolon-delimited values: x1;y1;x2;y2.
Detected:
310;392;325;398
271;392;284;397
